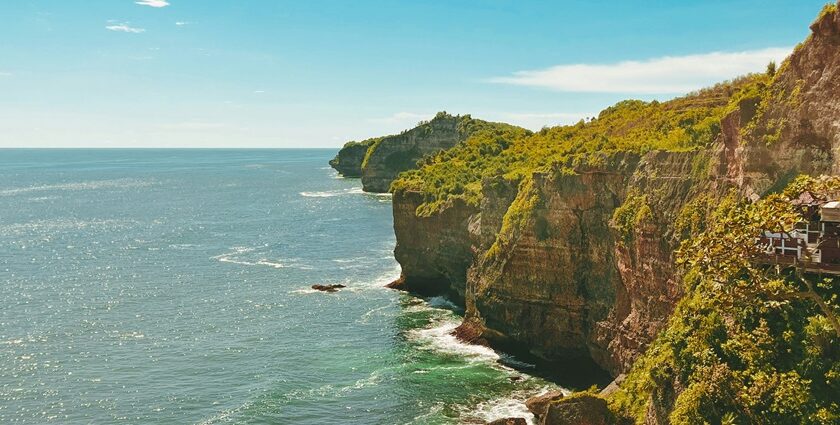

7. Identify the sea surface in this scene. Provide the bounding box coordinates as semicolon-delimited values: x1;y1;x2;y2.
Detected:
0;149;561;424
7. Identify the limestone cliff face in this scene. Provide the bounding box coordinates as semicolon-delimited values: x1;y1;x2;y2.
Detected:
463;151;708;375
329;140;373;177
361;113;471;193
329;112;525;191
390;190;477;303
389;5;840;389
730;4;840;197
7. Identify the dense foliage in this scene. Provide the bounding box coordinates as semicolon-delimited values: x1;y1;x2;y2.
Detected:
610;176;840;424
359;112;527;172
392;75;767;216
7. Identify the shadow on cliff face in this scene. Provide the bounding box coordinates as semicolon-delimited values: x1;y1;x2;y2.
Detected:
495;342;613;392
418;291;614;391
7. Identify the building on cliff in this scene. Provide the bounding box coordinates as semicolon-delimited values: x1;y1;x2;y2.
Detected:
758;196;840;272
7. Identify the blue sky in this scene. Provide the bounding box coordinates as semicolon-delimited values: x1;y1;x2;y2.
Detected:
0;0;830;148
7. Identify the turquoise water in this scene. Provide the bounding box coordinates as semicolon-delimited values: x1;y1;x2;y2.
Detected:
0;150;559;424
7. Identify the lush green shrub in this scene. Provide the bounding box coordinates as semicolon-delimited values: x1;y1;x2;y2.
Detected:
609;177;840;424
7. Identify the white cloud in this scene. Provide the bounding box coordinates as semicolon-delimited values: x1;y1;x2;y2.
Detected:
368;112;430;125
175;21;190;26
488;112;594;131
489;47;792;94
136;0;170;7
106;23;145;33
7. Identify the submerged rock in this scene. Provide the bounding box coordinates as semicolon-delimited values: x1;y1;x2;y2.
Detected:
311;284;346;293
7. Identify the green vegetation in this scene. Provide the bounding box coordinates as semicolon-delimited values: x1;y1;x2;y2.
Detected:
611;191;653;242
359;112;527;176
609;176;840;424
392;75;765;216
360;137;384;170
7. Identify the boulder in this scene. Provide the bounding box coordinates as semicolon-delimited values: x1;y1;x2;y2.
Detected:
525;390;564;422
487;418;527;425
311;284;346;293
543;394;613;425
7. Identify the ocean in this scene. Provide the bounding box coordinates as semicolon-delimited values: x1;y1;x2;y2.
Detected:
0;149;560;424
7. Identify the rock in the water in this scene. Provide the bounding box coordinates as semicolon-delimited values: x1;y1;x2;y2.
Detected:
311;284;346;293
487;418;527;425
542;394;613;425
526;390;564;422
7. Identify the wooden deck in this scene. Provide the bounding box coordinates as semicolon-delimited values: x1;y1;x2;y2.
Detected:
755;253;840;275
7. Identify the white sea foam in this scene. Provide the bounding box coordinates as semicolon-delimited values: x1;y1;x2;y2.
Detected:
346;263;401;290
299;187;359;198
0;178;153;197
468;392;540;425
408;318;500;363
299;186;393;199
299;190;341;198
212;247;314;270
425;296;460;311
356;304;395;324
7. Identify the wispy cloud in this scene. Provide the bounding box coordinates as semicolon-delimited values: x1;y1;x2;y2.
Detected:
368;112;430;125
489;47;791;94
175;21;189;26
0;72;12;77
106;23;145;33
136;0;170;7
488;112;594;130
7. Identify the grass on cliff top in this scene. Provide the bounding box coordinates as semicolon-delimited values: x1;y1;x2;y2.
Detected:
392;73;770;216
357;112;529;171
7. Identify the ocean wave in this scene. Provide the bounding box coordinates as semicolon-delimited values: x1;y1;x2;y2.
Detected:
466;391;542;425
299;187;393;198
282;370;385;402
0;178;154;197
346;263;401;290
425;296;460;311
211;246;317;270
299;188;358;198
356;304;396;324
407;318;500;363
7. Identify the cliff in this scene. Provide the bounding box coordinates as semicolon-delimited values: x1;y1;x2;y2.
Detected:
387;3;840;423
329;139;375;177
328;112;529;191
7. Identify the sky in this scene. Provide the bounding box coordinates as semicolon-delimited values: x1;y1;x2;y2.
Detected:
0;0;831;148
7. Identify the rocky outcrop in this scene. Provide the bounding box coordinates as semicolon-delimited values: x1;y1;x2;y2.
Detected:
388;190;478;303
730;3;840;197
360;112;528;192
330;112;527;190
311;284;346;293
542;394;614;425
486;418;527;425
360;112;467;192
329;140;374;177
461;151;708;376
526;390;565;423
